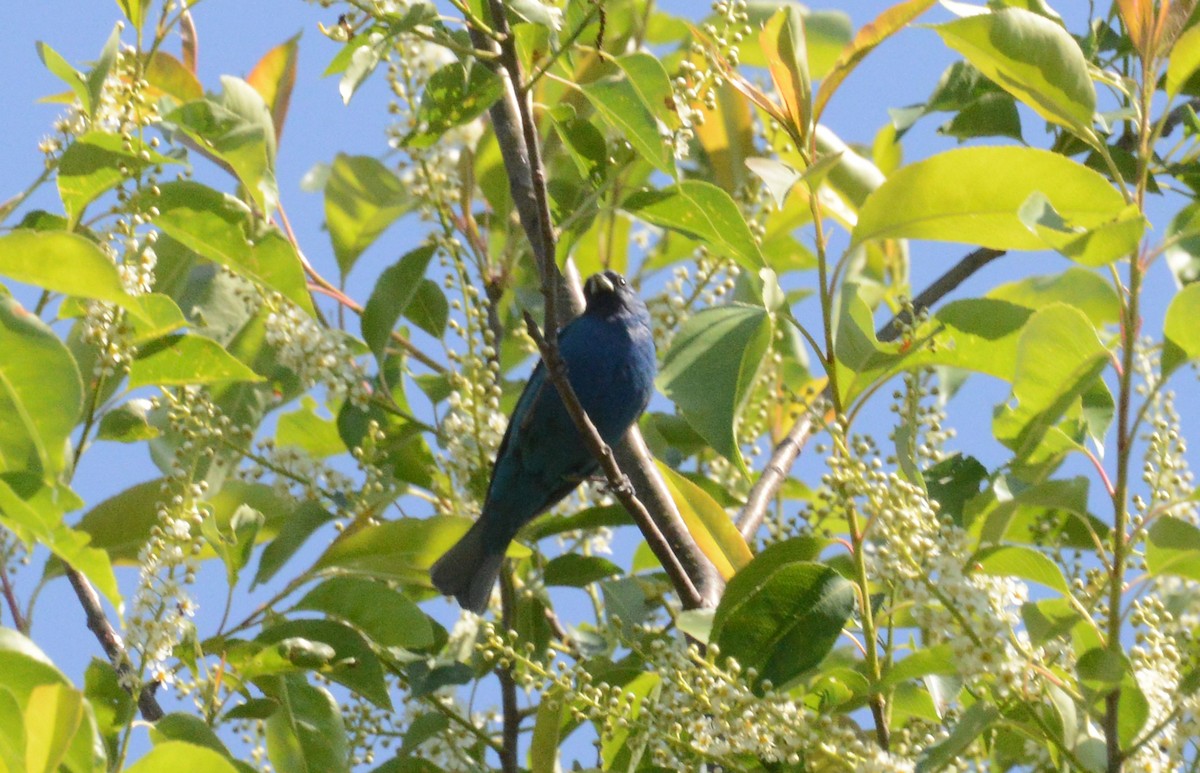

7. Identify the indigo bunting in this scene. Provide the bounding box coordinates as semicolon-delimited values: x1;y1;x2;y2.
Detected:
431;270;657;613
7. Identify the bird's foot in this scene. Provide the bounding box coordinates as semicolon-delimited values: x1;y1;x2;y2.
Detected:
599;473;634;499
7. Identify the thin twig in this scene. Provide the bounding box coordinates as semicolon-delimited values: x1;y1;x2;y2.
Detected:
734;247;1006;541
64;567;164;721
0;567;26;633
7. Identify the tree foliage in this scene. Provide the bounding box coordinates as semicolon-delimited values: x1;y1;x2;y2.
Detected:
1;0;1200;770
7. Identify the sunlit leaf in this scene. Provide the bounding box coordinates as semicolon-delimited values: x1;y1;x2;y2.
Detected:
852;147;1124;249
934;8;1096;136
325;155;412;277
623;181;766;271
655;460;753;579
1163;283;1200;375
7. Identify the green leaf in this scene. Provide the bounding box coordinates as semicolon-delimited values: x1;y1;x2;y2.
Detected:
58;132;178;226
254;502;334;587
1167;23;1200;98
129;334;264;388
542;554;623;587
907;299;1034;382
711;540;855;693
148;182;315;316
529;690;565;773
167;76;279;214
362;245;437;363
1165;203;1200;288
0;230;151;325
97;401;160;443
989;267;1120;327
655;460;753;579
582;69;674;175
832;283;904;403
75;479;164;564
992;304;1108;460
201;504;265;587
924;454;987;527
916;702;1000;773
84;659;133;737
24;683;84;773
623;181;766;271
406;63;502;148
1146;516;1200;581
295;577;434;650
404;279;449;338
312;516;528;585
0;298;82;479
259;676;349;773
657;304;772;474
256;620;391;709
974;545;1070;595
150;714;236;759
126;741;242;773
934;8;1096;136
1163;284;1200;376
1018;193;1144;267
852;147;1124;250
37;42;91;110
324;154;411;277
599;672;659;770
276;398;345;458
0;480;120;610
116;0;147;29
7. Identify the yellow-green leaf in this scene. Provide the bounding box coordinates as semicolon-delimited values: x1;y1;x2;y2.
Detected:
655;461;752;580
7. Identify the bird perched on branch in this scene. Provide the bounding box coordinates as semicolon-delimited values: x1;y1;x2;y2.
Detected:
431;270;657;613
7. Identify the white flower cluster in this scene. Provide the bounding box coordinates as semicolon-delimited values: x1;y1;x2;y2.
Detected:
479;625;916;770
125;484;204;688
263;296;371;407
823;432;1034;700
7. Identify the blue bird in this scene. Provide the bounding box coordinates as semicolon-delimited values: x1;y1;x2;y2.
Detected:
431;270;657;613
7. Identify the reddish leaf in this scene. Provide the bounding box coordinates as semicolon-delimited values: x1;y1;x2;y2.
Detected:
813;0;935;122
180;7;198;73
247;35;300;143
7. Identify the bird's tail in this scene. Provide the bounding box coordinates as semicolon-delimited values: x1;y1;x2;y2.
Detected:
430;518;505;614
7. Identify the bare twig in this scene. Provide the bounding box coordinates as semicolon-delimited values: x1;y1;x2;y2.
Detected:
65;567;163;721
0;567;26;633
734;247;1006;541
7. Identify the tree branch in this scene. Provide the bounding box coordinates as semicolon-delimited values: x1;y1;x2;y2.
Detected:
734;247;1006;541
497;568;519;773
65;566;164;721
470;2;719;608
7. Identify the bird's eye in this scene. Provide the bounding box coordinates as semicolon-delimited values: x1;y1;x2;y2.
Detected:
616;274;627;286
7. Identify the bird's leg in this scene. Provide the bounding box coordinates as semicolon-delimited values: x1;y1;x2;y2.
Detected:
591;471;634;499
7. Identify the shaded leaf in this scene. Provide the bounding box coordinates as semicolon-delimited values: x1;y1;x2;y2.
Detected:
711;541;854;693
657;304;772;474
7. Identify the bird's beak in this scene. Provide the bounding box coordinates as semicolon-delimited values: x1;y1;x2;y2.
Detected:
588;273;615;295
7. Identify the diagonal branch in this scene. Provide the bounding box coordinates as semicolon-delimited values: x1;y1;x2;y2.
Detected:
734;247;1006;541
65;567;164;720
470;2;719;607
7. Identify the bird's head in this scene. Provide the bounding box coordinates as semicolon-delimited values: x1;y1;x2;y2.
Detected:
583;270;640;317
